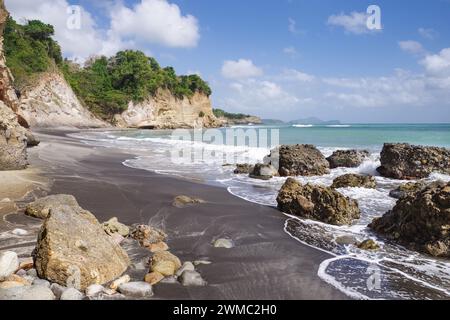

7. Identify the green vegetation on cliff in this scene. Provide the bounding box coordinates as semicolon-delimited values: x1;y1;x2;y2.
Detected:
4;18;62;89
4;17;212;122
213;108;251;120
62;50;212;121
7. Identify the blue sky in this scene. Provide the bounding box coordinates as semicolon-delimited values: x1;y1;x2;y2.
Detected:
6;0;450;122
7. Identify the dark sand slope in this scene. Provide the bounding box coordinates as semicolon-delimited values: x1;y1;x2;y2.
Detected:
26;130;348;300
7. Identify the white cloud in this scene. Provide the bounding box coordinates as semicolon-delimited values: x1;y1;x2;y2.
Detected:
6;0;110;61
420;48;450;76
6;0;200;61
399;41;425;55
221;59;263;79
279;69;315;82
327;11;372;34
225;79;300;111
109;0;200;48
418;28;438;40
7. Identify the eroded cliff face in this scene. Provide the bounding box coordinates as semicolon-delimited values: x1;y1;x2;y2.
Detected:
17;72;107;128
115;89;220;129
0;1;27;170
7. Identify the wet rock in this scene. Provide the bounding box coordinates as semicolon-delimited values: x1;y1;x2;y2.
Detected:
277;178;360;226
172;195;205;208
278;144;329;177
131;224;167;248
34;204;130;290
15;269;27;277
144;272;164;285
249;163;278;180
357;239;380;251
25;194;81;219
0;285;55;300
147;241;169;253
389;181;427;199
326;149;370;169
0;251;19;280
109;275;130;290
179;271;207;287
331;174;376;189
213;238;234;249
150;251;181;277
60;288;84;300
118;282;153;298
377;143;450;179
102;217;130;237
234;164;254;174
370;181;450;257
335;235;358;245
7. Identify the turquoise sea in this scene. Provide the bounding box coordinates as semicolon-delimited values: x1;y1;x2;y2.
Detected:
71;123;450;300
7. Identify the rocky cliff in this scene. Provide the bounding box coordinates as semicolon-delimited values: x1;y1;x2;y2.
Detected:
218;115;262;126
115;89;220;129
0;1;27;170
17;72;106;128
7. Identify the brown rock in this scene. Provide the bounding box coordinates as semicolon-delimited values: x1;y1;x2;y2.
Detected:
357;239;380;251
146;241;169;253
144;272;164;285
172;195;205;208
130;225;167;247
331;174;377;189
370;181;450;258
25;194;82;219
326;149;369;168
150;251;181;276
278;144;329;177
233;164;254;174
377;143;450;179
277;178;360;226
34;205;130;290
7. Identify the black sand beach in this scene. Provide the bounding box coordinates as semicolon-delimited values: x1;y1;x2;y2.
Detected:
2;130;348;300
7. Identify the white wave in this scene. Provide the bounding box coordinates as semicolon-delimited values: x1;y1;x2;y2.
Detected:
292;124;314;128
326;125;352;128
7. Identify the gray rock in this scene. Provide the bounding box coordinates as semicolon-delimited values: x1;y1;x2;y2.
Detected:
278;144;330;177
85;284;104;297
0;251;19;280
50;283;67;300
213;238;234;249
32;278;50;288
176;261;195;277
60;287;84;300
326;149;370;169
234;164;254;174
16;269;27;277
0;285;55;300
26;268;37;277
118;282;153;298
179;271;207;287
25;194;80;219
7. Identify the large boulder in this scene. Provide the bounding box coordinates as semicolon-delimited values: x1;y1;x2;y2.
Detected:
278;145;329;176
369;181;450;258
331;174;376;189
326;149;369;168
33;205;130;290
277;178;360;225
377;143;450;180
249;163;278;180
25;194;80;219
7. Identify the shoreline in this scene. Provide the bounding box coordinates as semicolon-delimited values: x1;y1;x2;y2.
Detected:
0;129;349;300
